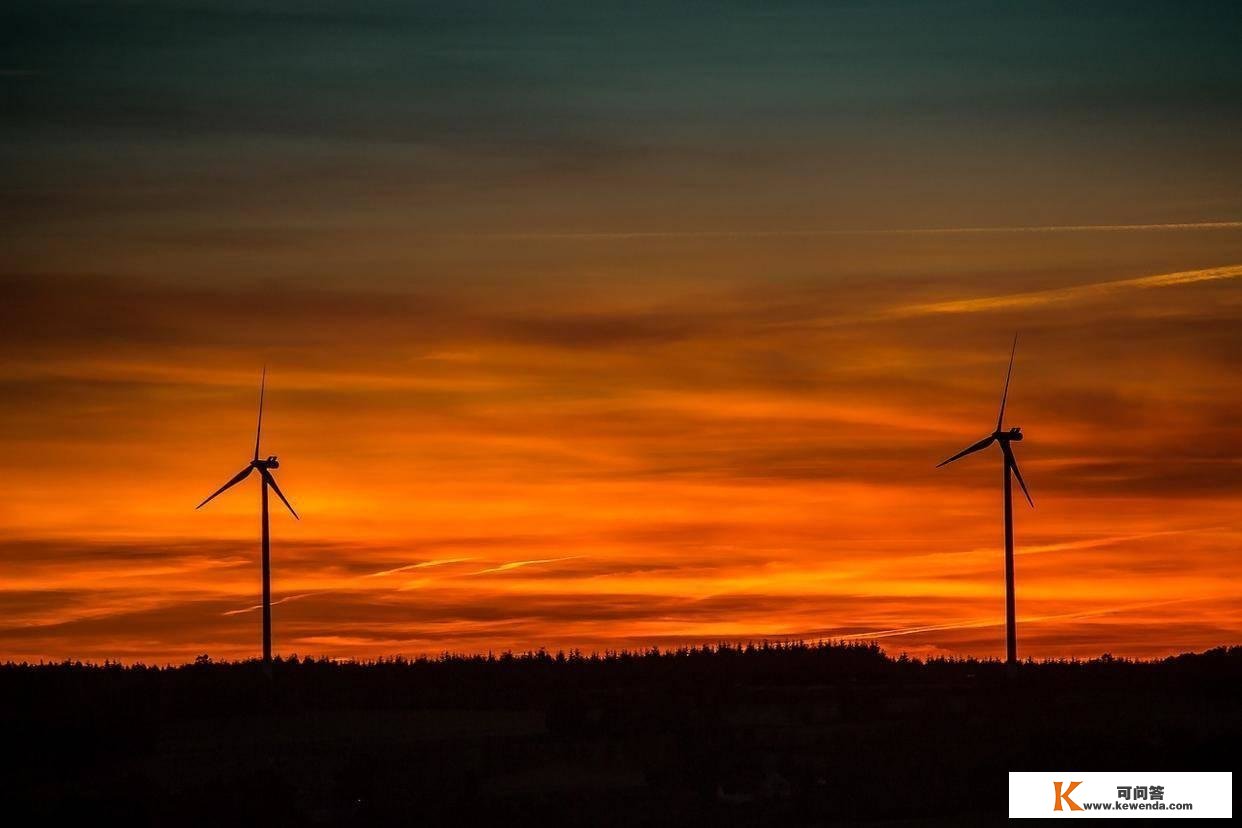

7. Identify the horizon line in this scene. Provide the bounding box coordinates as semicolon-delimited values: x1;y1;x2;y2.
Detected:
7;641;1237;670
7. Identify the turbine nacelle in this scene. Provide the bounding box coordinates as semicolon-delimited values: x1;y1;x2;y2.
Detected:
254;455;280;469
997;427;1023;442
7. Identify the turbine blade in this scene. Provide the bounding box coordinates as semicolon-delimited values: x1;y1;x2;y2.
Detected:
253;366;266;462
260;468;299;520
936;435;995;468
1002;444;1034;508
196;466;254;509
997;334;1018;432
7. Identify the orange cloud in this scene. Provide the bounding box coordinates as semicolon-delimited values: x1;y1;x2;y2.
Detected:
1;224;1240;664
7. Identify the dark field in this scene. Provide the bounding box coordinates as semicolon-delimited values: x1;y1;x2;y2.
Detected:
4;643;1237;825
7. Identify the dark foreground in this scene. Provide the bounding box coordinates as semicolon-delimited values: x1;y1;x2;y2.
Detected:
3;643;1237;825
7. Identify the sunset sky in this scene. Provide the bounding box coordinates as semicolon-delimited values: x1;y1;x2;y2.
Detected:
2;1;1241;663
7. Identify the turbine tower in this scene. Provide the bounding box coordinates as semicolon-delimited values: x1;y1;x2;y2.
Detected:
936;336;1033;669
197;368;299;665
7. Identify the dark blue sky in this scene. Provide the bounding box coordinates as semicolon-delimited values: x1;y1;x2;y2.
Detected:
5;0;1242;249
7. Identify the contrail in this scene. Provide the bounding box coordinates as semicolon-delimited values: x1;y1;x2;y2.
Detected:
838;598;1199;641
221;558;476;614
471;556;579;575
467;220;1242;241
364;558;473;578
1009;528;1208;557
892;263;1242;317
223;592;317;616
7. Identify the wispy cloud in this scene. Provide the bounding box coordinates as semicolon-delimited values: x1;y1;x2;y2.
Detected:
892;264;1242;317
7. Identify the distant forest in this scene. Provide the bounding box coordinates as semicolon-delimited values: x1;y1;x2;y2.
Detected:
4;642;1238;824
4;640;1240;710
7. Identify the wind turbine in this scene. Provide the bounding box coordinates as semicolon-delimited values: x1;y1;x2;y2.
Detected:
936;336;1033;669
196;368;299;666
